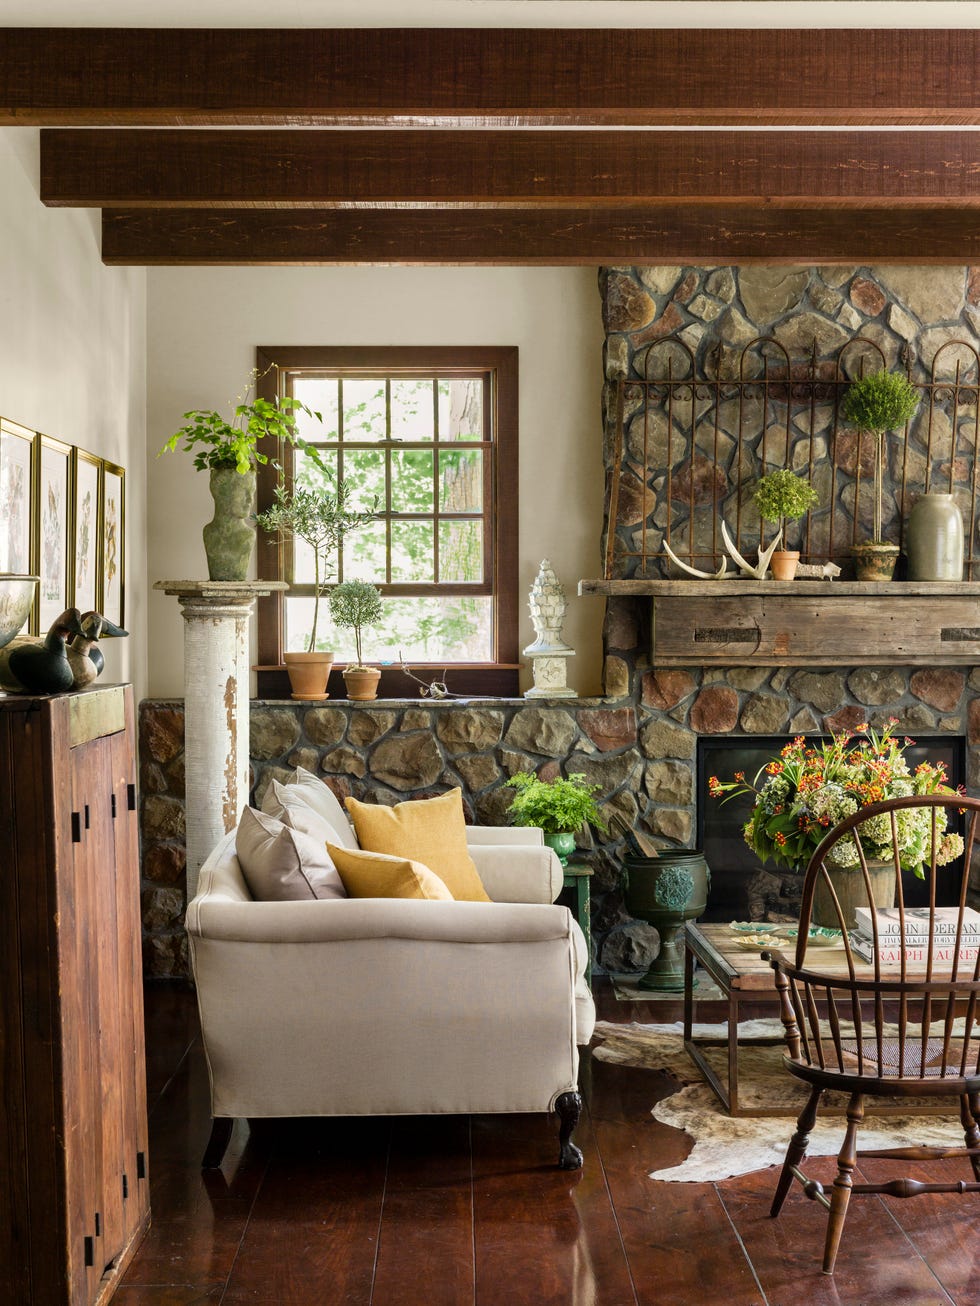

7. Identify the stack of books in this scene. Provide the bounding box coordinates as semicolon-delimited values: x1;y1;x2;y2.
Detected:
850;906;980;964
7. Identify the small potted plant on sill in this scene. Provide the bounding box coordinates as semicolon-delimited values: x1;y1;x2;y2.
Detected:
254;481;378;701
840;370;921;581
752;469;819;581
504;770;608;865
329;580;384;700
159;364;322;582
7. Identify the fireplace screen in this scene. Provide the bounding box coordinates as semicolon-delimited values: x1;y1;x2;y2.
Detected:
696;734;966;922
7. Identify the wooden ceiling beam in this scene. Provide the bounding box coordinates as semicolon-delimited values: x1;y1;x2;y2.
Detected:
100;205;980;266
6;28;980;127
41;129;980;209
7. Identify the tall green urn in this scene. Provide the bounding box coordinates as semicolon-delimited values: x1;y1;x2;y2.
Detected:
203;466;256;581
623;850;710;990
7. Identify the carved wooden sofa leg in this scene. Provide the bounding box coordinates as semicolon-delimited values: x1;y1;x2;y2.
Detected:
555;1091;584;1170
202;1117;234;1169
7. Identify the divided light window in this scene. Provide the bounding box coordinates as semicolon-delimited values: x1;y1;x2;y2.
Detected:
255;347;518;699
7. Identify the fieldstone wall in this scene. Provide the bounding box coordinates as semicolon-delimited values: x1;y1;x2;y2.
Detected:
601;264;980;582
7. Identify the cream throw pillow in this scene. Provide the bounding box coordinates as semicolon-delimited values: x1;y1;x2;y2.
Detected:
284;767;358;848
344;788;490;903
236;806;346;901
327;844;453;900
263;778;351;849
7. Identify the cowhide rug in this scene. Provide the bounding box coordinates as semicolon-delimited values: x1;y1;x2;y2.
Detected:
591;1019;964;1184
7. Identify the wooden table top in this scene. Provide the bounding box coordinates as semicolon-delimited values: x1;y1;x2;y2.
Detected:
686;921;858;992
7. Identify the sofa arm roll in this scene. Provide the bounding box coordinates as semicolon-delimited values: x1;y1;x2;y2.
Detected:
465;825;544;846
468;843;563;904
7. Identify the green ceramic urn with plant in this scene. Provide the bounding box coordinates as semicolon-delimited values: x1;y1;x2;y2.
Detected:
504;770;607;865
840;370;921;581
753;469;819;581
159;364;322;582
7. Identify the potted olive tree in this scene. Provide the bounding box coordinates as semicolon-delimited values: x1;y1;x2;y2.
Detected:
255;481;378;700
840;370;921;580
753;469;819;581
504;770;607;865
159;364;321;582
329;580;384;700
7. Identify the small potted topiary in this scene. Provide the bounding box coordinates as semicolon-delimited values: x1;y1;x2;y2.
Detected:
840;370;921;580
329;580;384;700
753;469;819;581
254;480;378;700
504;770;608;865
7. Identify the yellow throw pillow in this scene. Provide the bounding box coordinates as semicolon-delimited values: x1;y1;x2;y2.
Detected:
344;788;491;903
327;844;453;900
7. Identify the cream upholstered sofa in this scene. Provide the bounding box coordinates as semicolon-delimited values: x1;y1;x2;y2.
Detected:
186;780;596;1171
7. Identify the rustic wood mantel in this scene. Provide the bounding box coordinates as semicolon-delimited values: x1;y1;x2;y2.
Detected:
577;579;980;667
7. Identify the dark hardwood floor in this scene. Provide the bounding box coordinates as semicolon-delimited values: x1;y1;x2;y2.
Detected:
116;980;980;1306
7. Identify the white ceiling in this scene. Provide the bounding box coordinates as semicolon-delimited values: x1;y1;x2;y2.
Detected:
5;0;980;29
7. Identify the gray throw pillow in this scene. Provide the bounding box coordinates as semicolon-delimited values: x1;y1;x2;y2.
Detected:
236;806;346;901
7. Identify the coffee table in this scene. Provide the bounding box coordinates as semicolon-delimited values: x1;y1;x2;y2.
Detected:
683;921;788;1117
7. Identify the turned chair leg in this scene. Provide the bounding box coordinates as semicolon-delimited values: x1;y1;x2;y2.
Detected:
823;1092;864;1275
202;1117;234;1169
555;1091;584;1170
963;1093;980;1182
771;1085;822;1217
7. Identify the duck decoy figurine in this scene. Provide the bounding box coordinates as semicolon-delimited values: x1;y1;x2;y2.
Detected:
68;610;128;688
1;608;86;694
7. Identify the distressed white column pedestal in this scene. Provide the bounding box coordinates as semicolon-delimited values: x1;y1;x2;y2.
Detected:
154;580;287;900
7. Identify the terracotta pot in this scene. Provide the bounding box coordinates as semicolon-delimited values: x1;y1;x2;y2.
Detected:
852;540;900;582
283;651;334;701
769;550;800;581
343;667;381;701
203;466;255;581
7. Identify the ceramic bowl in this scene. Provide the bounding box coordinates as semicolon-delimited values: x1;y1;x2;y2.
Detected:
0;575;38;650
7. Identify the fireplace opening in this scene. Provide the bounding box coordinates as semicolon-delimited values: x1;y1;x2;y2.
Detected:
695;734;967;923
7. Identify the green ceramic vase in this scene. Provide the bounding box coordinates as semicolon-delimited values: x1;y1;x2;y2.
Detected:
544;831;578;866
203;466;256;581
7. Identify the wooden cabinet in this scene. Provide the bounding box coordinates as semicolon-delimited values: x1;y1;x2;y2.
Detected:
0;685;149;1306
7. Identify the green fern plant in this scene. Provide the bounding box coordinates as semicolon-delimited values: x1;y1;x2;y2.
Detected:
504;771;608;836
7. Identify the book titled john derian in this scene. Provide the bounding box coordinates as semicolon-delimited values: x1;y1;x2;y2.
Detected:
854;906;980;939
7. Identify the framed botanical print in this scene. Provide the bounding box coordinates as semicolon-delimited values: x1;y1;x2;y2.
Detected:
101;461;125;627
0;418;36;586
37;434;72;632
72;448;101;615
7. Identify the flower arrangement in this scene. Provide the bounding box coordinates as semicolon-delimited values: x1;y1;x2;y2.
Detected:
708;720;963;878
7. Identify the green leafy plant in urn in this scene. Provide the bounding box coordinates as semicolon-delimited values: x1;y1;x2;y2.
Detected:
622;850;710;990
159;364;323;582
505;771;607;865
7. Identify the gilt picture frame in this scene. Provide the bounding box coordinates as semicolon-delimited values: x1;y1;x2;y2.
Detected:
72;447;102;616
0;418;36;583
101;460;125;627
37;434;72;632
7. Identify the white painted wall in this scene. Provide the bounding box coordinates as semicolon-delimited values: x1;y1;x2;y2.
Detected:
0;128;147;699
145;265;606;698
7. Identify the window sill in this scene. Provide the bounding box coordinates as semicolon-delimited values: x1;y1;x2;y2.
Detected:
254;664;520;700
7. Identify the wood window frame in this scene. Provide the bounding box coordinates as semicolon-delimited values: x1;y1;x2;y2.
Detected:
254;345;519;699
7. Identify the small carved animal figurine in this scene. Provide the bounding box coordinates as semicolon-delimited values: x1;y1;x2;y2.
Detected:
1;608;86;694
68;610;129;688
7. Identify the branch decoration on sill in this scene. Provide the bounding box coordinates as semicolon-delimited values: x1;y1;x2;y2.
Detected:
398;654;458;699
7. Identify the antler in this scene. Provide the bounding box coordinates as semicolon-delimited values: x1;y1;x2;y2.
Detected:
720;521;782;580
661;540;728;580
